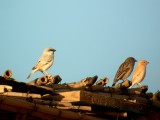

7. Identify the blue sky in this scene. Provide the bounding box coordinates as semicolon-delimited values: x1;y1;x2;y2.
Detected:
0;0;159;92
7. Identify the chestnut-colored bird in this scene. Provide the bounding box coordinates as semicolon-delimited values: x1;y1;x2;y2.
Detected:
129;60;149;88
112;57;137;86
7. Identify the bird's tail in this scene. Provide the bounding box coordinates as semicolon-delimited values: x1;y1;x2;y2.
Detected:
26;69;37;79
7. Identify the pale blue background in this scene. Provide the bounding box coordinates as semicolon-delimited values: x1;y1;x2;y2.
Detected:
0;0;159;92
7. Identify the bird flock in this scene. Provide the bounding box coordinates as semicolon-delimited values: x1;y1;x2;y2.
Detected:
113;57;149;88
27;47;149;88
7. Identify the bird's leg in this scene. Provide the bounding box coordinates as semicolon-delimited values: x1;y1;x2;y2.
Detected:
137;83;143;88
41;71;49;75
40;71;46;75
43;71;52;79
44;71;49;75
40;71;50;80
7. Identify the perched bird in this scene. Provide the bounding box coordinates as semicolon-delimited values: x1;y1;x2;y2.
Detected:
112;57;137;86
129;60;149;88
27;47;56;79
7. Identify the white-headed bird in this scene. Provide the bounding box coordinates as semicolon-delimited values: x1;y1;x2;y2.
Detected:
27;47;56;79
129;60;149;88
112;57;137;86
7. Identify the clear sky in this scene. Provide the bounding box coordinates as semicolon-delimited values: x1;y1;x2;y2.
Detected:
0;0;159;92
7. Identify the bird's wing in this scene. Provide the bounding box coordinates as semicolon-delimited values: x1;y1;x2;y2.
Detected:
32;60;42;70
115;62;130;80
32;58;51;70
132;67;143;81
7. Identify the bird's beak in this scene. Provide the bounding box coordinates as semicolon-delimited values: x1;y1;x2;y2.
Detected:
135;59;137;62
53;49;56;52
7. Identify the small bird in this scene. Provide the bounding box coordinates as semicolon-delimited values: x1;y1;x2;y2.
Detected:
27;47;56;79
112;57;137;86
129;60;149;88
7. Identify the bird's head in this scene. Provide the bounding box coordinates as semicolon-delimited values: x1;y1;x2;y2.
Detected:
126;57;137;63
44;47;56;53
139;60;149;65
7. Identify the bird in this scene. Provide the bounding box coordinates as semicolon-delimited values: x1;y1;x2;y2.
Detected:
27;47;56;79
129;60;149;88
112;57;137;86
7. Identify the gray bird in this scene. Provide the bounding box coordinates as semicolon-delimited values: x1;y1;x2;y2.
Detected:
27;47;56;79
112;57;137;86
